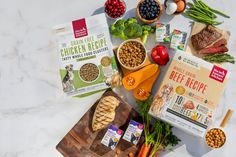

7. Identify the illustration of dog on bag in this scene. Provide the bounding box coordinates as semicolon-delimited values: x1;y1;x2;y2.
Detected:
62;64;75;92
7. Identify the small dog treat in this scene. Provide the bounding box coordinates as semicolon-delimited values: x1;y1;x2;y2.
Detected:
122;120;144;145
170;29;187;51
101;125;124;150
156;23;171;43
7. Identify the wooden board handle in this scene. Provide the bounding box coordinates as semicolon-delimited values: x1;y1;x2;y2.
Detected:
220;109;233;128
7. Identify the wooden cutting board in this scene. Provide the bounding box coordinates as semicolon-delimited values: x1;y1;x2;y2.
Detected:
56;89;143;157
186;22;230;58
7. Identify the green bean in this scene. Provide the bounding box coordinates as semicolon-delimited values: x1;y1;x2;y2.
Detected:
187;14;211;23
196;0;207;9
187;13;212;21
185;0;228;25
186;13;221;25
198;0;230;18
188;8;208;17
191;4;216;18
189;7;209;17
187;2;195;7
187;10;211;19
210;8;230;18
195;0;205;8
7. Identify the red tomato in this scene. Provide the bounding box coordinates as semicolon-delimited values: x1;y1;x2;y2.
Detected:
151;45;169;65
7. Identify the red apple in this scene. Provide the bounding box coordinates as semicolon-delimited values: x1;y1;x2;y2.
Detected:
151;45;169;65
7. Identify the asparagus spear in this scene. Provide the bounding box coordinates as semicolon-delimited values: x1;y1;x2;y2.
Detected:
203;53;235;64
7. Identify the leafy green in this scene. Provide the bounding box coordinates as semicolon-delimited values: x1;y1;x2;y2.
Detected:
203;53;235;64
137;96;153;146
137;96;180;157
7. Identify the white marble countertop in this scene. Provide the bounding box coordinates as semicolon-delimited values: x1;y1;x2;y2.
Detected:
1;0;236;157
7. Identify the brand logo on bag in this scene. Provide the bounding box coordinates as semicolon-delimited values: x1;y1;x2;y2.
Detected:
72;18;88;38
209;65;227;83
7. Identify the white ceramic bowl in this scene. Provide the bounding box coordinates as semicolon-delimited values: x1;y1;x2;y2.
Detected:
104;0;127;21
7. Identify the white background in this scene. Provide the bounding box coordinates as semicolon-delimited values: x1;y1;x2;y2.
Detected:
0;0;236;157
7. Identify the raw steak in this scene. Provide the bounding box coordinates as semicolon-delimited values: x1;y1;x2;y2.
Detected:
212;38;227;47
191;25;222;50
199;46;228;54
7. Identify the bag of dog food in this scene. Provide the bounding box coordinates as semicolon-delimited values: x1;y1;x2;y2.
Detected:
53;13;120;97
149;51;229;137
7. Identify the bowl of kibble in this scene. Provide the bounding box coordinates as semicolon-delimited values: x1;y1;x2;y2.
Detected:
205;128;226;149
117;39;147;70
205;109;233;149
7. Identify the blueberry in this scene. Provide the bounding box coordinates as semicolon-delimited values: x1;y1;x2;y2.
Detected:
144;2;148;6
140;5;145;10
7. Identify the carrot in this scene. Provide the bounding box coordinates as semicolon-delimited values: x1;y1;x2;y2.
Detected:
148;151;159;157
138;143;151;157
128;152;134;157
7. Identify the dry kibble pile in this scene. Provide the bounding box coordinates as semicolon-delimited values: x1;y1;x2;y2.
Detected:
119;41;146;68
80;63;99;82
205;128;226;148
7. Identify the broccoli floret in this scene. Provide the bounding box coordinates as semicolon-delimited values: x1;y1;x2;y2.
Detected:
110;18;155;42
124;23;143;39
115;19;126;27
109;19;128;40
141;25;156;44
124;17;138;27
